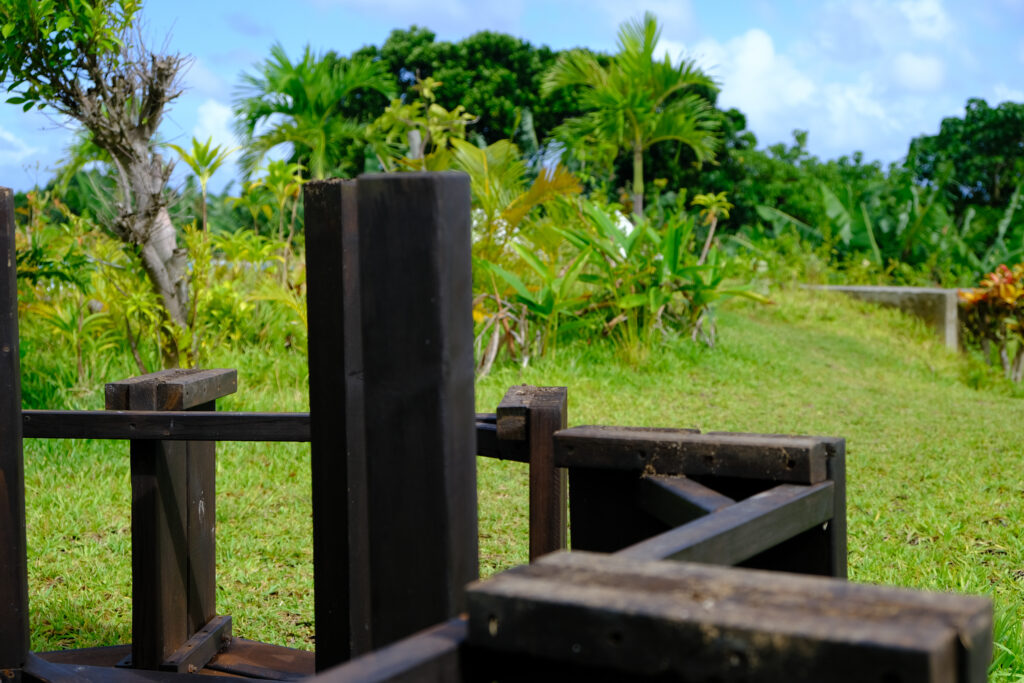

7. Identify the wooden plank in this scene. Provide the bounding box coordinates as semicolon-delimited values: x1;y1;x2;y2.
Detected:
466;551;993;683
107;370;233;671
205;638;315;680
0;186;28;682
160;615;231;673
568;468;668;553
499;386;568;559
185;401;216;638
309;618;466;683
107;377;188;670
740;437;848;578
155;370;237;410
103;369;236;412
341;176;373;659
355;173;478;649
37;645;132;668
555;426;829;484
474;422;528;462
22;410;311;442
617;482;834;565
637;474;735;527
22;412;510;455
304;178;360;670
24;654;212;682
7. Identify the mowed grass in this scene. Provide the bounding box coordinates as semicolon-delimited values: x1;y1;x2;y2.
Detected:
22;286;1024;677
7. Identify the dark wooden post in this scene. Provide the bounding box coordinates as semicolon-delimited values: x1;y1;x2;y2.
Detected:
304;179;371;669
497;386;568;560
304;173;478;667
106;368;236;671
0;188;29;682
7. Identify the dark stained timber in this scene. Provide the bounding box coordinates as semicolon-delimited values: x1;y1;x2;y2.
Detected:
466;551;993;683
106;369;235;671
0;186;28;682
304;179;361;669
23;410;312;441
739;436;848;578
555;426;829;483
636;474;735;527
498;386;568;559
354;173;478;649
569;468;669;553
309;618;466;683
617;482;835;565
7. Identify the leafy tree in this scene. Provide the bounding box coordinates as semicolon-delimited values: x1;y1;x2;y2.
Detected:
0;0;191;353
233;43;395;179
365;77;476;172
907;98;1024;216
353;27;583;148
541;12;721;218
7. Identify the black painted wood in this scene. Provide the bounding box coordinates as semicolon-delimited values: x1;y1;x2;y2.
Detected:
0;186;28;682
356;173;478;649
106;370;234;671
617;482;834;565
467;551;992;683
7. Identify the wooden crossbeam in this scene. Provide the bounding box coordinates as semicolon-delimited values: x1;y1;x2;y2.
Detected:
636;474;735;527
618;482;834;565
556;426;830;483
466;551;992;683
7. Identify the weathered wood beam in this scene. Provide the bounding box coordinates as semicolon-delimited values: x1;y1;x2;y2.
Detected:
556;426;830;483
0;186;29;682
498;386;568;560
467;550;992;683
618;482;834;565
636;474;735;527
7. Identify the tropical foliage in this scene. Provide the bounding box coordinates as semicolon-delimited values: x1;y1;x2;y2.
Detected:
542;11;720;218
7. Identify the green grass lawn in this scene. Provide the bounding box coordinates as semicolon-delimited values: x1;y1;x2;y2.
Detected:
22;286;1024;678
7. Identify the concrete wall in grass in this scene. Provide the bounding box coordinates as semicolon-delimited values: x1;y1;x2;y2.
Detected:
805;286;961;351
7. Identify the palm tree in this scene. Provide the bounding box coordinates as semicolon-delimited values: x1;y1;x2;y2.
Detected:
233;44;396;180
542;12;721;219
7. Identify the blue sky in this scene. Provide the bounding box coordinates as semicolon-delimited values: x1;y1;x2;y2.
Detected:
1;0;1022;193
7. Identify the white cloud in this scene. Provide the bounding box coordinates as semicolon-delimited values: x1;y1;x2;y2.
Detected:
820;78;893;149
994;83;1024;103
892;52;945;91
898;0;953;40
0;126;39;165
193;99;240;153
694;29;815;121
